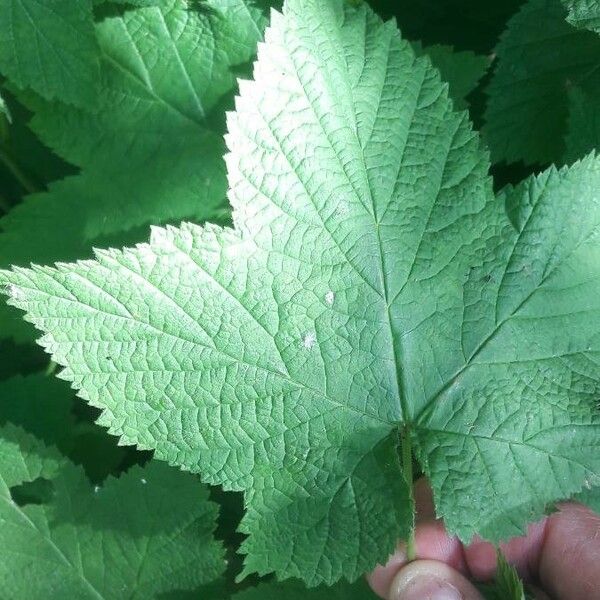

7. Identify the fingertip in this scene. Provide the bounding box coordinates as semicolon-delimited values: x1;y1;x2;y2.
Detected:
538;501;600;600
389;560;483;600
368;524;467;598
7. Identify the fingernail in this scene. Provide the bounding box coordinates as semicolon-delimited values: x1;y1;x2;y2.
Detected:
394;575;463;600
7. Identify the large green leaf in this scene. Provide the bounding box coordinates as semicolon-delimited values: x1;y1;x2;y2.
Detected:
0;425;225;599
484;0;600;165
3;0;600;586
0;0;99;106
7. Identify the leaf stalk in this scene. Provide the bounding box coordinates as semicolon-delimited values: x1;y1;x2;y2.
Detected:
401;425;417;561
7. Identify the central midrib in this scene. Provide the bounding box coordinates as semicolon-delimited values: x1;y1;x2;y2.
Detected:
347;45;427;428
285;8;410;425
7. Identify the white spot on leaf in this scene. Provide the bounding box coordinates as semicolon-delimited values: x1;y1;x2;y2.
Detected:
302;332;317;350
325;291;335;305
335;200;349;217
141;478;147;484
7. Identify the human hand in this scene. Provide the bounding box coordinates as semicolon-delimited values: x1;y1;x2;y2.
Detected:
368;479;600;600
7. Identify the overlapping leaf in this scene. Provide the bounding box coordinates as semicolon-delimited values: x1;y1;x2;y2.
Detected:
0;373;127;481
564;76;600;162
0;0;99;106
559;1;600;163
0;425;225;599
0;0;267;342
412;43;489;109
0;374;76;451
484;0;600;165
3;0;600;587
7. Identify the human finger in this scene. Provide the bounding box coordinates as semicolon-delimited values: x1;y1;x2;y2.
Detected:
389;560;484;600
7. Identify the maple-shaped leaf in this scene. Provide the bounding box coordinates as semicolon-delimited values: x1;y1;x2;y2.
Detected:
484;0;600;165
3;0;600;586
0;424;225;599
0;0;99;106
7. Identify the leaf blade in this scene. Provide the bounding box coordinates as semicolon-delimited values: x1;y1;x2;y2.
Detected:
0;425;225;599
0;0;99;106
3;0;600;585
0;0;266;343
484;0;600;165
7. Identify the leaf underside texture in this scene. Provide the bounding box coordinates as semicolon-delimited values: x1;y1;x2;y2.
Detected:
2;0;600;586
